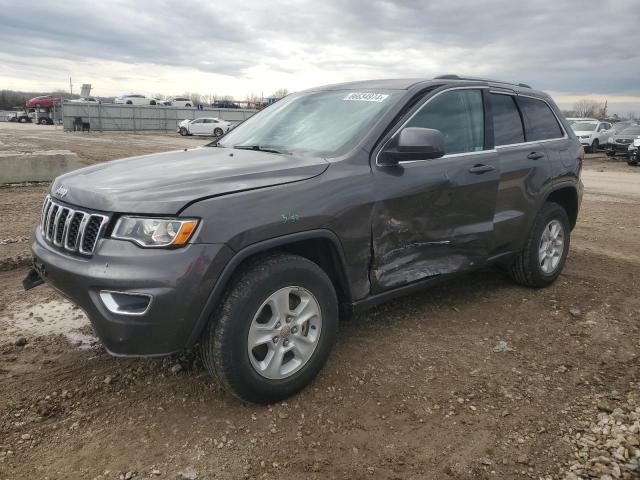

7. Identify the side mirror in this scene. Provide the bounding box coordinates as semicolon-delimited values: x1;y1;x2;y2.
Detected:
380;127;446;165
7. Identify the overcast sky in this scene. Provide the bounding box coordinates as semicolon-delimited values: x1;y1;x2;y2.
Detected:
1;0;639;114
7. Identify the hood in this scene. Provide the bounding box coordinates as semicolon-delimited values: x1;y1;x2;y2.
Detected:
51;147;329;214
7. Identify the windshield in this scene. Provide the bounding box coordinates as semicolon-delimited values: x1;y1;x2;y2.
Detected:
217;89;400;157
572;122;597;131
620;126;640;136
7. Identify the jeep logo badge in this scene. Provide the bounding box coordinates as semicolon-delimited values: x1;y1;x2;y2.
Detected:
55;185;69;198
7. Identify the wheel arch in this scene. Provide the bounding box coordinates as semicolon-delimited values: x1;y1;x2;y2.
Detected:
544;184;579;229
186;229;352;348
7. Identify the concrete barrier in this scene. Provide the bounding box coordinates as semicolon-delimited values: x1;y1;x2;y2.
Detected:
0;150;86;184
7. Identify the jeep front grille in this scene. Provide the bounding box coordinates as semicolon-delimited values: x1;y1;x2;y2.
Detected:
41;196;108;255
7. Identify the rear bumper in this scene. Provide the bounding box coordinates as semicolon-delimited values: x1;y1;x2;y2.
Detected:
30;228;233;356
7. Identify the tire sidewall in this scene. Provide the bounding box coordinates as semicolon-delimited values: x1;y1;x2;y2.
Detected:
214;259;338;402
214;128;223;137
527;204;570;286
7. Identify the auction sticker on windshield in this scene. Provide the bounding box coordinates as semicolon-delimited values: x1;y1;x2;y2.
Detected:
344;92;389;102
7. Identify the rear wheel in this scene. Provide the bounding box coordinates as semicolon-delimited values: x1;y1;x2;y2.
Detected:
185;103;191;107
39;118;48;125
200;253;338;403
606;151;615;157
214;127;224;137
126;100;133;105
508;202;570;288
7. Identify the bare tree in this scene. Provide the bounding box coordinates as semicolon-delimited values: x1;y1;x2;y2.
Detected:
573;99;602;118
272;88;289;99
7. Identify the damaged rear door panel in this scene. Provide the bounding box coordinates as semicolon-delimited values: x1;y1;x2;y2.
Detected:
370;87;500;292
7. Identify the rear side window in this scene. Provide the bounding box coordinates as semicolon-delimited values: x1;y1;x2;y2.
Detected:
490;93;524;145
517;97;563;141
406;89;485;155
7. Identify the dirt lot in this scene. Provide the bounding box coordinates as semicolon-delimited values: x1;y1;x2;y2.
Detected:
0;122;638;480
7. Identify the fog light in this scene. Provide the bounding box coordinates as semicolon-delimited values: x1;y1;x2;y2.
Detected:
99;290;152;316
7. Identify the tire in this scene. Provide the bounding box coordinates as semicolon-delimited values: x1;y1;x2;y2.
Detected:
179;127;188;136
201;253;338;404
628;160;638;166
150;100;156;106
214;127;223;137
185;103;191;108
39;118;48;125
591;139;599;153
606;151;615;157
508;202;570;288
126;100;132;105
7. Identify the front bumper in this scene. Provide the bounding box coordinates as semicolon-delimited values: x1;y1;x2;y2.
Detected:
29;228;233;356
607;143;632;153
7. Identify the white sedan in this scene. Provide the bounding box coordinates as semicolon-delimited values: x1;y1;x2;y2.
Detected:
114;94;158;105
177;117;231;137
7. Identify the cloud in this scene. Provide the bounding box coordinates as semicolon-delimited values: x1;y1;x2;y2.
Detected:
0;0;638;110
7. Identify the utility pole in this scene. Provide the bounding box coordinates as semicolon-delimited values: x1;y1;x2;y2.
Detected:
70;77;73;95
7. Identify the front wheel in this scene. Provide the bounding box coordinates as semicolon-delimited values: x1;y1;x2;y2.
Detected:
200;253;338;403
179;127;188;136
590;139;599;153
508;202;570;288
39;118;48;125
213;127;223;137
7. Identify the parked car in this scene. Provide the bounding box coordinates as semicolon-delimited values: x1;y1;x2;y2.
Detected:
212;100;240;109
627;138;640;165
25;96;61;108
24;75;582;403
114;94;158;105
570;120;614;152
167;97;193;107
566;117;598;124
606;125;640;156
177;117;231;136
67;97;100;104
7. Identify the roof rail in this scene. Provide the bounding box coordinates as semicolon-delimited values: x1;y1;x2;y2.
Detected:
433;74;532;89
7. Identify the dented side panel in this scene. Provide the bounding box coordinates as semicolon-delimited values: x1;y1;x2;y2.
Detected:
370;152;500;292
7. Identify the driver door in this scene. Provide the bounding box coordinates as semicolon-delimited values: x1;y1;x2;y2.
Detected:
370;88;500;292
189;119;205;134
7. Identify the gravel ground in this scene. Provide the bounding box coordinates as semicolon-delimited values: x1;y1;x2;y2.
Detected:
0;122;639;479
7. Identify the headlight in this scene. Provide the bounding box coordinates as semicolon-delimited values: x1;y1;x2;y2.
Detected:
579;135;591;139
112;217;198;247
608;137;614;143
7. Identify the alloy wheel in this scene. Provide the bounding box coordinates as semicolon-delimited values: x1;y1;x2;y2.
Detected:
539;219;564;274
247;286;322;380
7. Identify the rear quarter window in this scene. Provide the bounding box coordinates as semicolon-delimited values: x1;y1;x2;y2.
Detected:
517;97;564;141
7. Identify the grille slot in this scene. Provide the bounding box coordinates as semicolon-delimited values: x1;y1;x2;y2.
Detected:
40;196;108;256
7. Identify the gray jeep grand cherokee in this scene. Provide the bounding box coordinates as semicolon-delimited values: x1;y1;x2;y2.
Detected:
24;75;583;403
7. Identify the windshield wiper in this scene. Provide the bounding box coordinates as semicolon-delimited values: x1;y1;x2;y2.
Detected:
233;144;289;155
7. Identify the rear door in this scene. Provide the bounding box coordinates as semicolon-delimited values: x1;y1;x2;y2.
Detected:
370;88;500;291
491;94;564;254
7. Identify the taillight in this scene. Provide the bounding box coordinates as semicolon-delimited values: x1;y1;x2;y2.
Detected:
578;145;584;176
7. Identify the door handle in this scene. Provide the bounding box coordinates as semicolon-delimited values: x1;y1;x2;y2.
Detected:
527;152;545;160
468;164;495;174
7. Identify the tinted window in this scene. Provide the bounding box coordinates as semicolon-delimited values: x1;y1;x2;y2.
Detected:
406;89;484;155
517;97;563;141
490;93;524;145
